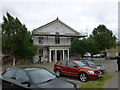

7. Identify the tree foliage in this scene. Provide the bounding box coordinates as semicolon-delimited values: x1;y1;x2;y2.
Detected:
70;24;116;58
2;12;37;62
90;24;116;51
70;38;100;58
84;38;100;55
71;38;88;58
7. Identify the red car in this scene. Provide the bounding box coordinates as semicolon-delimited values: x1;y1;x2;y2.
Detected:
54;60;102;82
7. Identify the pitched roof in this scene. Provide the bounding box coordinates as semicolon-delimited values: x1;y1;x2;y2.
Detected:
33;18;80;34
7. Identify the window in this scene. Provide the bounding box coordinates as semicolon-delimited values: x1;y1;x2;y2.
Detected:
67;62;77;67
87;61;95;65
55;32;60;44
60;62;67;66
74;61;86;67
39;37;43;44
39;49;43;57
15;70;29;82
4;69;16;78
81;61;88;65
29;69;56;84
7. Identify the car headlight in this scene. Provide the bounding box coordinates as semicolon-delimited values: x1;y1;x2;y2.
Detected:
88;70;94;74
97;66;101;69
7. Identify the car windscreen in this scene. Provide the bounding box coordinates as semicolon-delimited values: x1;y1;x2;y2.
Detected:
74;61;86;67
87;61;95;66
28;69;56;84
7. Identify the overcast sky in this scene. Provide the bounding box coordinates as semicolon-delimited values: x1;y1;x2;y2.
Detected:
0;0;119;38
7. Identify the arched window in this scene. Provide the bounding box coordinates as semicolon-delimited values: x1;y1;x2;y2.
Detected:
55;32;60;44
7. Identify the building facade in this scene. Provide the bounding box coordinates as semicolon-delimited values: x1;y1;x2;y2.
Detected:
33;18;86;63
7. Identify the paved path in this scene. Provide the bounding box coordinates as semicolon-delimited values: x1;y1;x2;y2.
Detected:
106;72;119;89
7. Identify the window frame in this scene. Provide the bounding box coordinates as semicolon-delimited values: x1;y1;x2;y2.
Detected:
39;36;43;44
55;32;60;44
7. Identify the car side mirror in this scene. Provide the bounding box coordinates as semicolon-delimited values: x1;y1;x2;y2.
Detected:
73;66;77;68
21;81;30;87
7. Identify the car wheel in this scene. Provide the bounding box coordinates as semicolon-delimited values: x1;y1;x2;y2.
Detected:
55;70;61;77
79;73;88;82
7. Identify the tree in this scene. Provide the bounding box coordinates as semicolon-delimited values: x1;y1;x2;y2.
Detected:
2;12;37;64
89;25;116;52
85;38;100;60
70;38;88;59
2;12;16;59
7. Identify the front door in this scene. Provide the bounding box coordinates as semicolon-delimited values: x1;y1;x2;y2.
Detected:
51;50;54;62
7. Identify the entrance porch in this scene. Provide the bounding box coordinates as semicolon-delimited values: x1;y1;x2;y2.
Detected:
49;47;70;62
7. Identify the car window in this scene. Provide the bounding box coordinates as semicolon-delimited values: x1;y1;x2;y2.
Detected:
87;61;95;65
60;62;67;66
74;61;86;67
15;70;29;82
81;61;88;65
29;69;56;84
57;62;61;65
4;69;16;78
67;62;77;67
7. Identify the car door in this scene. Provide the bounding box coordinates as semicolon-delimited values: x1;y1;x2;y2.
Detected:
66;62;79;77
59;61;68;74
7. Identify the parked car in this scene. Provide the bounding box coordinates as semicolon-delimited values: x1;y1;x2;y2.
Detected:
54;60;102;82
93;54;101;58
93;54;105;58
84;53;91;57
80;60;106;74
1;67;77;89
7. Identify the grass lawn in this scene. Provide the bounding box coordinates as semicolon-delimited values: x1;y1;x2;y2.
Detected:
80;74;113;88
3;60;55;69
115;70;120;72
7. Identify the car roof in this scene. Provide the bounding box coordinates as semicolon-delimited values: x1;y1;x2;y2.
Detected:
60;60;80;62
8;67;46;72
80;60;91;61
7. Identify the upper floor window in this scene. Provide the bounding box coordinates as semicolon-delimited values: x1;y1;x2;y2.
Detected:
39;37;43;44
55;32;60;44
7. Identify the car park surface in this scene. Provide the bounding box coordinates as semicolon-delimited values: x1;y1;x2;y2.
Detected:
54;60;102;82
1;67;77;89
1;58;118;88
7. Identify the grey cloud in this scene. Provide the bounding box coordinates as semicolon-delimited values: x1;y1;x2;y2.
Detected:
0;0;118;37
